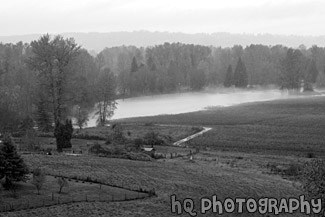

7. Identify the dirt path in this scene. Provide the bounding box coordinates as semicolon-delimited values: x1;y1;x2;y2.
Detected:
173;126;212;146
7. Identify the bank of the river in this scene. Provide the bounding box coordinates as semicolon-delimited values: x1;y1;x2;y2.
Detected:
87;88;314;127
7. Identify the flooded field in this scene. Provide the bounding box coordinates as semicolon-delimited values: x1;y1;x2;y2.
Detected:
87;89;303;127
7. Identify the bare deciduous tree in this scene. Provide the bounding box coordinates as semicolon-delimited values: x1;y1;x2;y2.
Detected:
57;177;69;194
28;34;80;151
32;168;46;195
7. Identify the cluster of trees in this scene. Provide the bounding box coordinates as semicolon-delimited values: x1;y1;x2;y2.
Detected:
1;35;325;145
280;48;319;90
0;35;117;151
0;134;69;194
223;58;248;88
99;43;325;95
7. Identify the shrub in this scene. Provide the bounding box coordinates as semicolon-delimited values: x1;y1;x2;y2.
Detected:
88;143;153;161
152;153;165;159
111;123;125;144
283;164;302;177
306;152;315;158
302;159;325;214
73;133;105;140
88;143;106;155
125;152;152;161
45;148;52;154
143;131;165;147
0;134;29;190
134;138;144;150
191;126;202;133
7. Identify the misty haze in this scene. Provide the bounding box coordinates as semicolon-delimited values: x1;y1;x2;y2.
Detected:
1;1;325;217
87;89;305;127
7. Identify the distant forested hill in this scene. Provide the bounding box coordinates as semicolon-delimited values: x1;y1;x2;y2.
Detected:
1;31;325;53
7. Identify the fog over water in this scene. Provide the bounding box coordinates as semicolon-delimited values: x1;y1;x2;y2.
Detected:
86;89;306;127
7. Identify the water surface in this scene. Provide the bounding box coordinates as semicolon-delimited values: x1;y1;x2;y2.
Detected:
87;89;302;127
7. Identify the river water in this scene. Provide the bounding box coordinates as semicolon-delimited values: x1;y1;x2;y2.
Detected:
86;89;304;127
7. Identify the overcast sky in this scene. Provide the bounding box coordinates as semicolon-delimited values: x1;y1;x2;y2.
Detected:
1;0;324;36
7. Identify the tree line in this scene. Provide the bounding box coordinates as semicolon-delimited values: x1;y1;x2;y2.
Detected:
1;35;325;136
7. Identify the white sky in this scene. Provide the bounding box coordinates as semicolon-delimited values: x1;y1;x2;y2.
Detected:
1;0;324;36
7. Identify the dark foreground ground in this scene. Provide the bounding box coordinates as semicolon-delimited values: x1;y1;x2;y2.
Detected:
2;96;324;217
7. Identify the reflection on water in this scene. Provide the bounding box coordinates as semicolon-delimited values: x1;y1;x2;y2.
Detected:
87;89;301;127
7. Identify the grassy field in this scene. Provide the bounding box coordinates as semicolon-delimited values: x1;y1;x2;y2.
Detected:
2;153;307;217
2;96;324;216
0;174;146;212
118;96;325;156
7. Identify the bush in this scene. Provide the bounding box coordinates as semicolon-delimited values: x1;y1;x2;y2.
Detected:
306;152;315;158
0;134;29;190
143;131;165;147
302;159;325;214
152;153;165;159
88;143;152;161
88;143;106;155
191;126;202;133
73;133;106;140
134;138;144;150
125;152;152;161
110;123;126;144
45;148;52;154
283;164;302;177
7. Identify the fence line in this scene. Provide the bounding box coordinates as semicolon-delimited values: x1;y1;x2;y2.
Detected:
0;189;151;213
0;173;157;213
47;173;155;195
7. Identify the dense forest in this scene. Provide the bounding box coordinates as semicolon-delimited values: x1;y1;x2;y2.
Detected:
1;35;325;133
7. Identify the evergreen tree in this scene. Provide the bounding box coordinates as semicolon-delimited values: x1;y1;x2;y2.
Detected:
147;56;157;71
54;119;73;152
190;69;206;90
233;58;248;88
130;56;138;73
306;59;318;83
280;49;306;90
224;65;233;87
303;60;318;91
0;134;29;189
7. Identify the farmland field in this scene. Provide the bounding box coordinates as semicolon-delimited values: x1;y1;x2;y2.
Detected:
0;174;146;213
118;96;325;156
76;123;202;142
34;124;201;154
2;153;307;217
2;96;325;216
